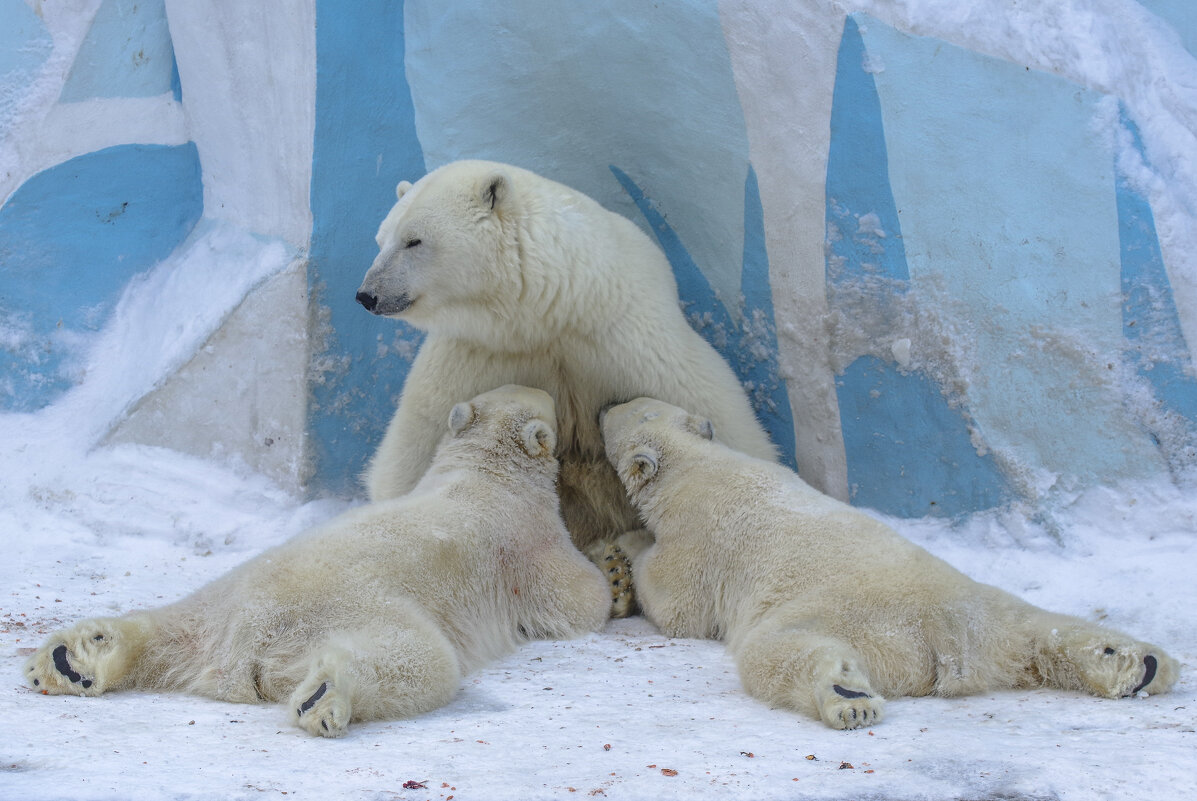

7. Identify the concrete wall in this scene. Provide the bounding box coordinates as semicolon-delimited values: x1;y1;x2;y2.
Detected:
2;0;1194;519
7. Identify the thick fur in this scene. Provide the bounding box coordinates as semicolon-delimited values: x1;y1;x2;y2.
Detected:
356;160;777;615
25;386;609;737
601;397;1179;730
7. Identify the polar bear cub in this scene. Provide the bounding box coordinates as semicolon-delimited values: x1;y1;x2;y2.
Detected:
601;397;1178;730
25;386;609;737
355;160;778;616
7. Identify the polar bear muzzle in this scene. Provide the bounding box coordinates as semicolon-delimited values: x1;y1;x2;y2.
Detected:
355;289;412;316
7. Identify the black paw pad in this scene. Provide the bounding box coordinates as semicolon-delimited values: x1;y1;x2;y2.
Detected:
1130;655;1158;695
833;684;871;699
52;645;88;687
298;682;328;715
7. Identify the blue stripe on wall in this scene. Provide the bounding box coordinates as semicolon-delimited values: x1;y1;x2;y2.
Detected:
1118;108;1197;429
308;0;426;495
827;16;1008;517
610;164;798;471
0;143;202;411
59;0;177;102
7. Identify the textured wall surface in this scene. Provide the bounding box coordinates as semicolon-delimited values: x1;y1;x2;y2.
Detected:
2;0;1193;519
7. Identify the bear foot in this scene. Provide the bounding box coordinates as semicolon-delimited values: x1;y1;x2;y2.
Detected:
586;540;636;618
291;679;351;738
1070;640;1179;699
811;657;884;729
24;618;142;696
816;682;885;730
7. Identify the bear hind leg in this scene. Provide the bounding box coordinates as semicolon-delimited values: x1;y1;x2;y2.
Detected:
1023;612;1178;699
289;612;462;738
735;620;885;730
24;616;152;697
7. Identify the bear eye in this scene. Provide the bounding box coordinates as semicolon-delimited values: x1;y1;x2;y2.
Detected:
404;238;422;249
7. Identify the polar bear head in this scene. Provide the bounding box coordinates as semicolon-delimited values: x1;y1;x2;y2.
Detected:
600;397;714;501
356;160;535;344
437;384;559;476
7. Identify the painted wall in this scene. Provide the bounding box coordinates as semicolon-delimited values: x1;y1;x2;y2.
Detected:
2;0;1194;522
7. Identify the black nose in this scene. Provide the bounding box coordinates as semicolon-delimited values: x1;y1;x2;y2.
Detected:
356;291;378;312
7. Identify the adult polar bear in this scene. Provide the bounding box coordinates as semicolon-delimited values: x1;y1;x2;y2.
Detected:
600;397;1178;729
357;160;778;614
25;386;609;737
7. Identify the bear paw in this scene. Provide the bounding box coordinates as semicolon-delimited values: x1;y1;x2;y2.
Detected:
586;541;635;618
1073;642;1178;699
818;683;885;730
291;680;352;738
24;619;136;697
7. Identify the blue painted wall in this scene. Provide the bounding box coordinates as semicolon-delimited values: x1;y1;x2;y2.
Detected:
1118;110;1197;460
3;1;1192;516
306;0;796;491
60;0;179;102
0;0;53;134
1138;0;1197;58
0;144;202;411
825;14;1194;516
308;0;425;494
826;16;1009;516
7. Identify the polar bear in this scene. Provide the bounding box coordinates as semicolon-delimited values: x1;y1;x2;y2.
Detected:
355;160;777;616
600;397;1178;730
24;386;609;737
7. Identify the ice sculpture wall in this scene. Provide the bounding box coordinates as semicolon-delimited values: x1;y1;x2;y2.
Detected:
2;0;1193;519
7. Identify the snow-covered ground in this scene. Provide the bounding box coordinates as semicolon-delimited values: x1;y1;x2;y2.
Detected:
2;410;1195;801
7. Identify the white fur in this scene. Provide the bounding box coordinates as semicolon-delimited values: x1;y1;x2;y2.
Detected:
357;161;777;573
601;397;1179;730
25;386;609;737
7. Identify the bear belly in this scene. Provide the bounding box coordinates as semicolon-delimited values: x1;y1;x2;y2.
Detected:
557;447;644;551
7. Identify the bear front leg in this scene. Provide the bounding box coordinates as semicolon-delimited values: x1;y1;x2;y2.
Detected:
734;619;885;730
24;616;152;697
289;612;462;738
1023;612;1179;699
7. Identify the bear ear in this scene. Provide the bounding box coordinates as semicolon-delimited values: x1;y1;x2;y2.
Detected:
520;419;557;457
448;402;475;434
396;180;413;200
478;171;511;213
627;446;659;482
685;415;715;441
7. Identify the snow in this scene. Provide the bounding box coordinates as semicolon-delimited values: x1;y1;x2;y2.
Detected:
2;433;1195;800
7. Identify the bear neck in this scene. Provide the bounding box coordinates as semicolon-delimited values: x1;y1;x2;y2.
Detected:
444;198;683;352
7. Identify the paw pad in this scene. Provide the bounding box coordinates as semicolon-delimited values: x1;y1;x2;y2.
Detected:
1130;655;1158;695
297;682;328;716
52;645;92;689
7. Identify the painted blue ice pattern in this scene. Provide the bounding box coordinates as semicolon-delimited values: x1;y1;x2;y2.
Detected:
308;0;426;494
1117;108;1197;427
60;0;178;102
610;165;798;472
0;144;203;411
827;16;1008;517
